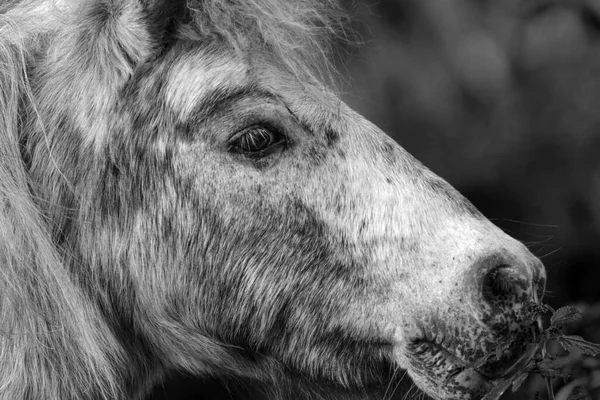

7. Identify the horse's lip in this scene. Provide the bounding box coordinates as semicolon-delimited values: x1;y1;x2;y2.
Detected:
408;338;463;365
410;333;538;379
408;338;538;399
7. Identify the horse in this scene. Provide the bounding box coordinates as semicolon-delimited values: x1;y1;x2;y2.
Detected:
0;0;546;399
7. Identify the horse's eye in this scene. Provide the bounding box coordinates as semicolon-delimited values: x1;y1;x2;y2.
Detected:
229;126;284;156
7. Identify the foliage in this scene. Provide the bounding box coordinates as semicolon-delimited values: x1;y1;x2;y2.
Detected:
480;305;600;400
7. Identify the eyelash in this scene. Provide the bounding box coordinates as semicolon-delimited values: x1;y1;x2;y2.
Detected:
228;125;287;157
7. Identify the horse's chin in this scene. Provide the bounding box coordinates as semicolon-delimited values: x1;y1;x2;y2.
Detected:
406;338;539;400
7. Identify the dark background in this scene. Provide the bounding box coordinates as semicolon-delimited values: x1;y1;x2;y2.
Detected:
150;1;600;398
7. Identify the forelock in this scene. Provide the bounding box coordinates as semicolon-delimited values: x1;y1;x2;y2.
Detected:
180;0;348;86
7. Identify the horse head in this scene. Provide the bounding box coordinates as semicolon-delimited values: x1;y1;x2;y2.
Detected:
0;1;545;399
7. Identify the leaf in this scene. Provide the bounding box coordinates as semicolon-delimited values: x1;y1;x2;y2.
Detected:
551;306;582;327
511;370;530;392
556;335;600;356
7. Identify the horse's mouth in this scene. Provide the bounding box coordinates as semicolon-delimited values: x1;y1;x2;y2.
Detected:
408;337;538;400
475;340;538;381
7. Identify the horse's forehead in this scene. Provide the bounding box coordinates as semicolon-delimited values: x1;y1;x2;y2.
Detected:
262;70;353;132
163;50;250;119
161;48;351;133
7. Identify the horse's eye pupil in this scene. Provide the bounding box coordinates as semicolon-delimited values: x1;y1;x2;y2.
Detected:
232;127;281;154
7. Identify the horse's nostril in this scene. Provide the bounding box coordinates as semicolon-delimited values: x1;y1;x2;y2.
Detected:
482;264;531;305
484;265;513;297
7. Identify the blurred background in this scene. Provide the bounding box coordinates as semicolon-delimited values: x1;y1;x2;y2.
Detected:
151;0;600;398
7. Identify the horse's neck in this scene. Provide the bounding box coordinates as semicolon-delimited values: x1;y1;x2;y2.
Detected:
0;277;127;399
